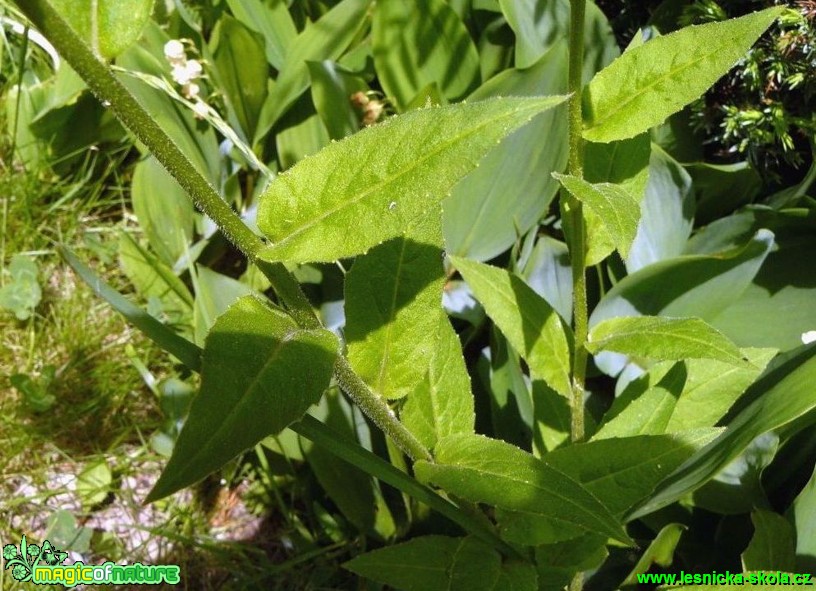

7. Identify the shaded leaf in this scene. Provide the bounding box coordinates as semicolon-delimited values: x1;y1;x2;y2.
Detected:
583;7;783;142
415;433;631;545
225;0;297;69
52;0;153;59
621;523;686;587
147;296;338;501
451;256;571;398
741;510;797;572
791;465;816;573
308;60;367;140
257;96;567;263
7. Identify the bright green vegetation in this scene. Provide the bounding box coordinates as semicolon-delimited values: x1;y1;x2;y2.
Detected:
3;1;816;590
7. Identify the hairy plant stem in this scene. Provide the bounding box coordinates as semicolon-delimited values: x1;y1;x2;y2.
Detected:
567;4;588;591
13;0;432;464
566;0;588;445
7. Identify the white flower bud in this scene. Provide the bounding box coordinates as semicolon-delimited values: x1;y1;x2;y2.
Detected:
802;331;816;345
192;101;209;119
163;40;185;63
183;82;200;99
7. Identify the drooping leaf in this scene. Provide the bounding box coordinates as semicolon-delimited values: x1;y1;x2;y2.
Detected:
621;523;686;587
741;510;797;573
401;318;475;449
587;316;749;367
583;7;784;142
225;0;297;69
630;344;816;519
451;256;571;398
373;0;480;110
345;235;445;399
555;173;642;260
209;15;269;141
254;0;373;142
415;433;631;545
147;296;338;501
444;43;568;262
257;96;567;263
51;0;153;59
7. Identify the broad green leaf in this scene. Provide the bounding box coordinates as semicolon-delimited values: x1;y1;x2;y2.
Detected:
254;0;372;142
61;247;202;372
451;256;571;398
345;235;445;399
77;459;112;508
257;96;567;263
147;296;338;501
225;0;297;69
415;433;631;545
210;15;269;141
275;94;330;170
588;316;748;367
401;318;475;449
583;7;784;142
444;43;568;262
791;465;816;572
741;510;797;573
308;60;367;140
532;380;571;453
630;344;816;519
626;145;694;273
584;133;651;201
130;156;196;267
688;161;762;225
52;0;153;59
535;534;607;591
621;523;686;587
498;0;618;77
373;0;480;110
498;430;718;545
555;173;641;259
521;235;572;323
345;536;516;591
192;266;257;345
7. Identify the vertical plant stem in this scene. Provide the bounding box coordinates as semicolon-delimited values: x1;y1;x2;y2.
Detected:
13;0;432;465
566;0;588;445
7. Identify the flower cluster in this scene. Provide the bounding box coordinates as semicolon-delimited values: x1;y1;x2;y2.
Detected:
163;40;209;119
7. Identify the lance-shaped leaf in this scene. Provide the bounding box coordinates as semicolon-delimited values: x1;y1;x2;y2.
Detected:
345;235;446;400
587;316;749;367
257;96;567;263
583;7;784;142
146;296;338;501
415;434;631;545
401;317;475;449
451;256;571;398
554;173;642;259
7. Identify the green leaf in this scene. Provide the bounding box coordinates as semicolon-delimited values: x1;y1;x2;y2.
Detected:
254;0;372;142
415;433;631;545
373;0;480;110
742;510;797;573
345;536;520;591
583;7;784;142
192;266;257;345
555;173;642;259
588;316;748;367
51;0;153;59
535;534;607;591
791;465;816;572
210;15;269;141
308;60;367;140
60;246;202;372
225;0;297;69
498;430;718;546
401;317;475;449
451;256;571;398
274;94;330;170
147;296;338;501
630;345;816;519
345;236;445;400
687;161;762;225
130;157;196;268
443;43;568;262
621;523;686;587
257;96;567;263
0;255;41;321
521;235;572;323
77;459;112;508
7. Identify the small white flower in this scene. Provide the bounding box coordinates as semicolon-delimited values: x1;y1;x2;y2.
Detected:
163;39;186;63
192;101;209;119
182;82;200;99
171;60;202;85
802;331;816;345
